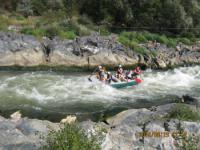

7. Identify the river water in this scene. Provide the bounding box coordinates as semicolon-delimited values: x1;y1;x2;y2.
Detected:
0;66;199;122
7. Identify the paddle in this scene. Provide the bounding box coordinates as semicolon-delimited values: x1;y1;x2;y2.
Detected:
88;67;99;82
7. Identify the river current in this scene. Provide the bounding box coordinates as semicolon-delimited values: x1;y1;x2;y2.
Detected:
0;66;199;121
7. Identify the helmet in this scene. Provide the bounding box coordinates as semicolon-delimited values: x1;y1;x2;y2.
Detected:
119;65;122;68
107;72;111;74
98;66;102;69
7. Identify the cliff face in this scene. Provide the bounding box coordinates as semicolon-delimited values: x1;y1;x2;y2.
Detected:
0;32;199;69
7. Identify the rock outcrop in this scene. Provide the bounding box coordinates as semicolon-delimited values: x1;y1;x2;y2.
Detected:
153;44;200;69
0;115;59;150
0;31;199;69
81;103;200;150
0;32;45;66
0;103;200;150
0;32;138;68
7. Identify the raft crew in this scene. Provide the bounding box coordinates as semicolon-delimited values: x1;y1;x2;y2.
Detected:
95;65;142;83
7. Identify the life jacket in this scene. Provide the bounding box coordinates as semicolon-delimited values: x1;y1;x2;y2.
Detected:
133;68;141;75
117;68;123;75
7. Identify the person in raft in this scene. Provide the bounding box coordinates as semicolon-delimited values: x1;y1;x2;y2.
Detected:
106;72;112;84
96;65;106;81
131;66;142;78
116;65;127;81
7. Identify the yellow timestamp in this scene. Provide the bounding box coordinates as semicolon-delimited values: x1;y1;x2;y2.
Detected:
136;131;187;138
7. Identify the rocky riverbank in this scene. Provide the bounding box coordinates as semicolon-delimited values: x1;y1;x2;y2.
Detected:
1;96;200;150
0;32;199;70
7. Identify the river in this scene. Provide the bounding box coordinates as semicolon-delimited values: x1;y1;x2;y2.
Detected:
0;66;199;122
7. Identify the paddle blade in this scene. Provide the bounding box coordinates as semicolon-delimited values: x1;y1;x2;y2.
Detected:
88;78;92;82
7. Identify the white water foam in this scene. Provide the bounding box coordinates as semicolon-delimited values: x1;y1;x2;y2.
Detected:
0;66;199;112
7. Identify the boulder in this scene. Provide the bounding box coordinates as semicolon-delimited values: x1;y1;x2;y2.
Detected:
0;32;44;66
0;116;59;150
81;103;200;150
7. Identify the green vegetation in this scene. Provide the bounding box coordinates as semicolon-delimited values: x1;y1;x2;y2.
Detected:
119;31;199;47
42;123;100;150
0;0;199;45
168;104;200;121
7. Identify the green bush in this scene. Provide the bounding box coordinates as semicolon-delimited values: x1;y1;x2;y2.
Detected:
31;0;48;15
60;31;76;39
157;35;169;44
21;27;45;37
168;104;200;121
44;26;60;38
77;15;94;26
129;41;139;50
98;26;110;36
118;32;148;55
136;34;148;43
0;21;7;31
178;38;191;45
167;38;177;47
0;15;9;31
42;123;100;150
118;36;130;46
142;31;155;41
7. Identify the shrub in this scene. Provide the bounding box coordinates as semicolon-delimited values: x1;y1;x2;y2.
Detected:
136;34;148;43
21;27;45;37
118;35;130;46
150;51;157;57
167;38;177;47
44;26;59;38
0;21;7;31
118;32;148;55
98;26;110;36
0;15;9;30
157;35;169;44
120;31;135;40
31;0;48;15
142;31;155;41
178;38;191;45
60;31;76;39
42;123;100;150
77;15;93;26
77;25;91;36
168;104;200;121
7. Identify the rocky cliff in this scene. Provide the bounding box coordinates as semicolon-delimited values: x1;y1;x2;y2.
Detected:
0;32;199;69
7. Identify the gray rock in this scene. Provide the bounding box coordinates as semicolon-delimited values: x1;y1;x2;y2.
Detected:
0;32;44;66
181;95;200;106
0;116;59;150
0;32;199;68
1;103;200;150
81;103;200;150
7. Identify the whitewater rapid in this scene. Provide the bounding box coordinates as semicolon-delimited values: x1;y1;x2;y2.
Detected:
0;66;199;121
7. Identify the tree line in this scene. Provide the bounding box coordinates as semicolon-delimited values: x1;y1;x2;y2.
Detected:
0;0;200;37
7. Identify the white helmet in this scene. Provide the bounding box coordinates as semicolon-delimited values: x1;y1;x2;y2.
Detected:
98;66;102;69
119;65;122;68
107;72;111;74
